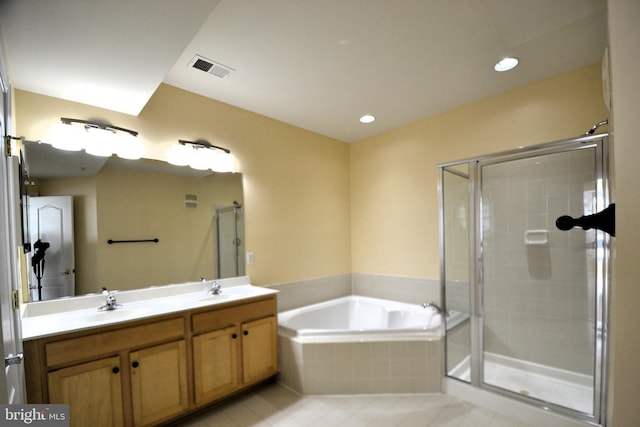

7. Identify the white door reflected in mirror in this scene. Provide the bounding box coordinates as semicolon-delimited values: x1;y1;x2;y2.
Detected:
28;196;75;302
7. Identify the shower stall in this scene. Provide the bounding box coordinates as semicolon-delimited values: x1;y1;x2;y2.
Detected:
215;202;244;278
439;133;610;426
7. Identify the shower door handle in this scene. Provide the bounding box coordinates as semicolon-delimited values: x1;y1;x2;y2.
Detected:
555;203;615;236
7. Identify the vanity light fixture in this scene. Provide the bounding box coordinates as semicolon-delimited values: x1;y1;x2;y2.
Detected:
50;117;144;159
494;57;519;72
168;139;236;173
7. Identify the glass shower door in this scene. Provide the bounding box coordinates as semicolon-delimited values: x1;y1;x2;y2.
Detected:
216;205;244;278
479;142;608;417
441;164;472;381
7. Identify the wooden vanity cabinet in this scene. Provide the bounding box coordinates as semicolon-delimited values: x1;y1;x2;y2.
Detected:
24;295;278;427
241;316;278;384
191;297;278;405
44;339;188;427
47;355;124;427
25;316;188;427
192;326;239;404
129;340;188;426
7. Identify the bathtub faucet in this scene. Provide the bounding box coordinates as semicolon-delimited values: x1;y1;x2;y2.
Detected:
422;301;442;314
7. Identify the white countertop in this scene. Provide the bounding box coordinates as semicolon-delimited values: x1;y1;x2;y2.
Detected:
21;276;278;340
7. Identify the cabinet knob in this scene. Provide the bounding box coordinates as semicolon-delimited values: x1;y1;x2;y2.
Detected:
232;333;238;339
112;367;120;374
243;330;249;336
132;361;139;368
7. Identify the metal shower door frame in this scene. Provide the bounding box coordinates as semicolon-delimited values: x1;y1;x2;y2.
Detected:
215;204;244;278
440;133;610;425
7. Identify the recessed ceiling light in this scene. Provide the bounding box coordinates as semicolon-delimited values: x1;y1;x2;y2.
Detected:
360;114;375;124
494;57;519;72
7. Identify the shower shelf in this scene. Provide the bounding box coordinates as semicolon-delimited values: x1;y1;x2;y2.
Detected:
524;229;549;246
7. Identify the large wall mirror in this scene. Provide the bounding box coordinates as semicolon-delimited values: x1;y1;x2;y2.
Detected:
21;141;244;302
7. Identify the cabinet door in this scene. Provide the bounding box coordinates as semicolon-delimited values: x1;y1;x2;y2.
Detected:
242;316;278;385
193;325;239;404
47;356;124;427
130;340;188;427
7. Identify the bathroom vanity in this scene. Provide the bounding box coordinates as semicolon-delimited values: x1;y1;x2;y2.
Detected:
21;278;278;427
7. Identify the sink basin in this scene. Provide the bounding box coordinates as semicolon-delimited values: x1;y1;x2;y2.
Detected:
197;293;239;303
80;308;152;323
220;286;253;295
196;285;257;303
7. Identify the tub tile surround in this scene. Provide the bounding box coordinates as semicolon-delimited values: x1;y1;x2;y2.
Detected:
352;273;441;306
268;274;352;313
271;273;443;396
268;273;441;312
279;334;442;395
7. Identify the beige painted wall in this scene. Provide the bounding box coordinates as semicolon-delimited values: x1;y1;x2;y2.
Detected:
607;1;640;425
15;85;352;286
93;166;240;294
351;63;609;278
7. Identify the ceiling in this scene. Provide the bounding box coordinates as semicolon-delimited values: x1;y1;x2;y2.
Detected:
0;0;607;143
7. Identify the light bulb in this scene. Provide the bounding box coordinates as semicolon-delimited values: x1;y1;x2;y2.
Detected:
168;143;192;166
190;147;216;170
50;123;83;151
116;133;144;160
494;57;519;72
84;127;115;157
359;114;375;124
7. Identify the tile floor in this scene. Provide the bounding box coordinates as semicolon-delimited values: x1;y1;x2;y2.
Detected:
176;382;533;427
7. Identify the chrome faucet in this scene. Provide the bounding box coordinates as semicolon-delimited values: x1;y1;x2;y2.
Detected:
99;287;122;311
202;277;222;295
210;280;222;295
422;301;443;313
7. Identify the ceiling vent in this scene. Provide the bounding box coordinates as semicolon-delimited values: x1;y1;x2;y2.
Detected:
189;55;235;79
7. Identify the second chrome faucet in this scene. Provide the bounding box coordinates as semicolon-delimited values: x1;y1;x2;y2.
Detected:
99;287;123;311
202;277;222;295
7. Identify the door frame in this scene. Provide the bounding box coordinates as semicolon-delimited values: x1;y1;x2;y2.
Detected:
0;67;26;403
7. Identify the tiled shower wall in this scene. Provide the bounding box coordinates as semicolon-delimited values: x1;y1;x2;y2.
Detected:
481;149;596;375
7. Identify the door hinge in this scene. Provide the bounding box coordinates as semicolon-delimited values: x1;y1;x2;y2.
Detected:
5;352;24;367
3;136;12;157
11;290;19;310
